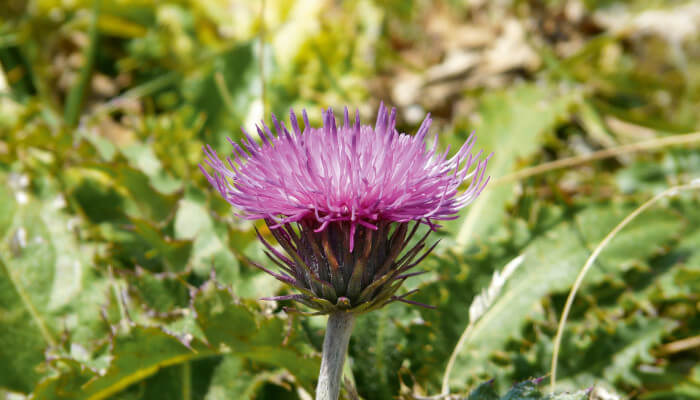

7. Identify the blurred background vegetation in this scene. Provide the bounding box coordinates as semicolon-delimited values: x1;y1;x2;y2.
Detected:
1;0;699;399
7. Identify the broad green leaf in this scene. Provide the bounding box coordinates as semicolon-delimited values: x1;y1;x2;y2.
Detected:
79;128;117;162
446;206;683;389
0;256;49;393
67;167;131;223
453;84;582;246
0;177;97;393
174;187;281;299
117;168;179;221
500;379;589;400
0;184;16;238
192;281;258;344
573;207;685;280
447;219;588;388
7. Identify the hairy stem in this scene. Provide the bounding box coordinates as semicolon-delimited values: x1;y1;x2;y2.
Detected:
316;312;356;400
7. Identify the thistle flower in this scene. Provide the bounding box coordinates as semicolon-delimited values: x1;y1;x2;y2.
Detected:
201;103;490;315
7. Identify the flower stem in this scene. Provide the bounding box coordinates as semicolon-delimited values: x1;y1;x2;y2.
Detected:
316;312;356;400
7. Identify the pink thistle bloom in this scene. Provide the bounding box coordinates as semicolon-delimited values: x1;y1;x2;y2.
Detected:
201;103;490;314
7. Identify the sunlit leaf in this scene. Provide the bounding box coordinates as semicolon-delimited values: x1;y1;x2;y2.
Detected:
452;84;582;245
446;205;683;389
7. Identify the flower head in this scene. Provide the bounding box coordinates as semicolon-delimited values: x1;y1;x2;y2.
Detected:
201;103;490;314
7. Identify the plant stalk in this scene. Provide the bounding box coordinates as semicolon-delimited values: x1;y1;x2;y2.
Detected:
316;311;356;400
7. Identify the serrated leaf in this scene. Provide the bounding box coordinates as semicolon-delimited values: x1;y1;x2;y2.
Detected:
447;206;683;389
126;268;191;314
466;381;499;400
34;281;314;398
554;314;678;388
192;281;320;389
130;218;192;272
350;305;411;399
192;281;258;344
204;356;288;400
602;317;676;385
32;326;214;400
465;378;590;400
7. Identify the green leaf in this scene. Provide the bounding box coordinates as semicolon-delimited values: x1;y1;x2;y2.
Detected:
126;267;191;314
639;364;700;400
192;281;320;390
117;167;179;221
0;256;49;393
0;184;16;238
573;207;684;277
33;326;214;400
602;317;677;385
182;42;257;134
173;194;241;287
453;83;582;246
130;218;192;272
204;356;291;400
465;378;590;400
350;304;418;399
174;187;280;299
446;205;683;389
553;314;678;388
65;164;179;224
466;381;499;400
192;281;258;345
33;279;318;398
120;142;182;195
0;176;98;393
79;128;117;162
